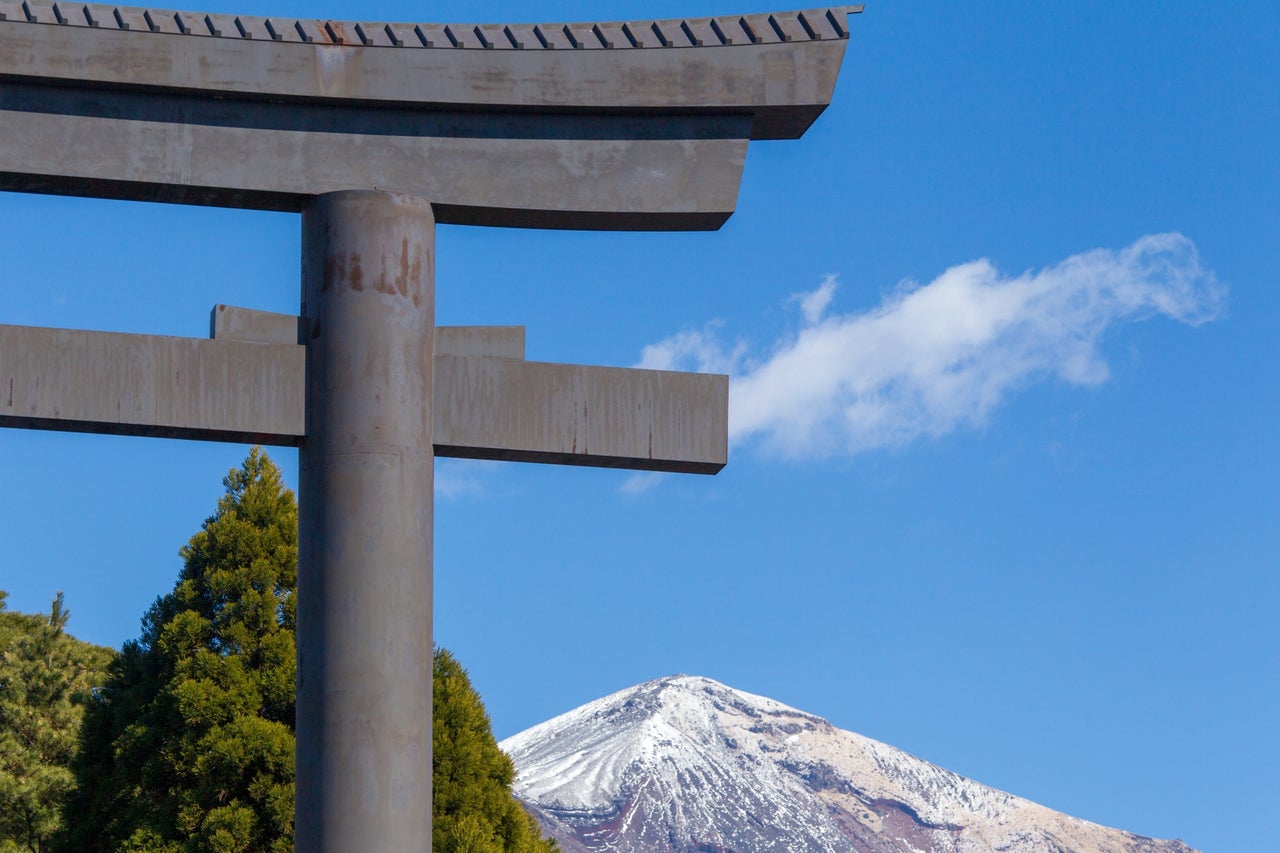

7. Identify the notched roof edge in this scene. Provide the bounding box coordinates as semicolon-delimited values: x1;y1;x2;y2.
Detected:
0;2;861;49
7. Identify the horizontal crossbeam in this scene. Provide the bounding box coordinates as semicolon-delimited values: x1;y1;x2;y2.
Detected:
0;3;855;228
0;309;727;473
434;355;726;474
0;3;856;140
0;107;746;229
0;322;307;444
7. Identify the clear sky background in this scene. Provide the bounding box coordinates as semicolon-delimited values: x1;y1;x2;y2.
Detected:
1;2;1276;851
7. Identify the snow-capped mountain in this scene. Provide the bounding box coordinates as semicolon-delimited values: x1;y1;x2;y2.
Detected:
499;675;1198;853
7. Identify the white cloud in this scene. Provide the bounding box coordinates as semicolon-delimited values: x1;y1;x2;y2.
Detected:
619;472;668;495
435;459;507;500
641;233;1224;459
793;274;839;324
637;321;745;375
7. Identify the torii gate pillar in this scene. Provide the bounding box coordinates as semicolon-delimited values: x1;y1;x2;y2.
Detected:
297;191;436;851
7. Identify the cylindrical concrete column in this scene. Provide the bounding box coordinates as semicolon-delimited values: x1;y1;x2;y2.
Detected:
297;191;435;852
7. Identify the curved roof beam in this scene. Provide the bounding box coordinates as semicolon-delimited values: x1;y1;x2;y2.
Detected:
0;2;860;229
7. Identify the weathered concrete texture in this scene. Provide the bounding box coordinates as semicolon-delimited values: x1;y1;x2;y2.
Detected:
435;325;525;360
0;316;727;471
0;322;305;443
215;306;526;358
0;3;855;226
0;3;857;139
211;303;300;344
435;356;728;474
0;106;748;227
296;191;435;853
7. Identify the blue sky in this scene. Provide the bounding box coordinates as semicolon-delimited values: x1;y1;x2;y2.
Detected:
2;2;1276;851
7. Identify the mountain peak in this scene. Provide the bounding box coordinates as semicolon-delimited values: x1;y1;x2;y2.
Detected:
500;676;1198;853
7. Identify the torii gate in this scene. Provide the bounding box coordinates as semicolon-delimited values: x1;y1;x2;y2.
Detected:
0;2;856;849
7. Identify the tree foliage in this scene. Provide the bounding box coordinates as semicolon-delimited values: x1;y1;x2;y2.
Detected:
0;591;114;853
434;648;557;853
61;448;297;853
60;448;556;853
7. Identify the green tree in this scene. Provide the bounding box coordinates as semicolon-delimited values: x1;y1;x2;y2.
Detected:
433;648;557;853
62;448;556;853
61;448;297;853
0;590;115;853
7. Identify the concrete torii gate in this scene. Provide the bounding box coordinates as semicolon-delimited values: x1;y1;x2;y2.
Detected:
0;2;856;849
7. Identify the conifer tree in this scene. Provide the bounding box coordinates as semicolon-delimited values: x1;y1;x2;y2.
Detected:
61;448;557;852
433;648;557;853
0;591;114;853
61;448;297;853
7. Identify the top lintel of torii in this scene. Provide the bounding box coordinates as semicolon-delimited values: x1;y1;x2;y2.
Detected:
0;1;859;229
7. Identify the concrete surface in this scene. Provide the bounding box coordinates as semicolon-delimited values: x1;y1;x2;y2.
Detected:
434;355;728;474
296;190;436;853
0;315;727;471
0;3;856;139
0;2;856;227
0;321;306;443
211;303;300;344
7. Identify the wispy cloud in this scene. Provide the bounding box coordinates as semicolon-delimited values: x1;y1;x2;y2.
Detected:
435;459;507;500
619;471;668;495
638;321;744;376
640;233;1224;459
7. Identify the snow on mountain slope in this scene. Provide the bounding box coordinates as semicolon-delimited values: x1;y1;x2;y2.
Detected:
500;675;1198;853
